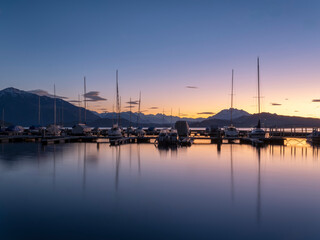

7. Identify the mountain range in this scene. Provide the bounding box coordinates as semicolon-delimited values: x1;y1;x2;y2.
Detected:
0;88;99;126
1;87;320;128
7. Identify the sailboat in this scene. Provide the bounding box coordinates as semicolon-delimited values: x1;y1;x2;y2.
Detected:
47;84;61;136
225;69;239;139
249;58;266;140
135;91;146;138
108;70;123;139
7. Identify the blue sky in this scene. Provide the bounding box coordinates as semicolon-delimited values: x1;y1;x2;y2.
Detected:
1;0;320;117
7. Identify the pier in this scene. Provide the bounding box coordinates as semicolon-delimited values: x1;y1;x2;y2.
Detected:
0;127;316;147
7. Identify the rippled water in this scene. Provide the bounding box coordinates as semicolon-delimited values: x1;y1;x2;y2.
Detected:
0;141;319;240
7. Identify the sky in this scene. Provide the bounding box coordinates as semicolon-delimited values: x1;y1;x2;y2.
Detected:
1;0;320;118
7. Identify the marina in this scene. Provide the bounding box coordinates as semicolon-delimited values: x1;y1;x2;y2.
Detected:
0;127;317;146
2;1;320;239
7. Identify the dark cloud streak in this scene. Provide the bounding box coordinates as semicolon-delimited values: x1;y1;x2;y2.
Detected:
271;103;282;106
84;91;107;102
197;112;214;115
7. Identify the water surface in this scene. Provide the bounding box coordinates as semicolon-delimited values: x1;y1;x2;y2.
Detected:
0;141;319;239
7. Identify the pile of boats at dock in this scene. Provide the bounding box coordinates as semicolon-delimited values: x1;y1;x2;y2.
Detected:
0;119;275;147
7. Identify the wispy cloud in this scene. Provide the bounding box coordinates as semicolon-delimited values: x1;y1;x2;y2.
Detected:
149;107;159;109
186;86;198;89
294;110;299;112
84;91;107;102
312;99;320;102
126;100;139;105
29;89;68;99
197;112;214;115
68;100;81;103
271;103;282;106
285;98;289;100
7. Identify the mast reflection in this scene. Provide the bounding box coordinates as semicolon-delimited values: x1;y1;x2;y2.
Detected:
115;146;121;191
230;144;234;203
256;146;262;224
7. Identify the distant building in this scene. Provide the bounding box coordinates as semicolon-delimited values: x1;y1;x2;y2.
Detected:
175;121;190;137
72;124;91;135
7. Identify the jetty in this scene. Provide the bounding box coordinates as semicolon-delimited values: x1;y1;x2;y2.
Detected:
0;127;317;147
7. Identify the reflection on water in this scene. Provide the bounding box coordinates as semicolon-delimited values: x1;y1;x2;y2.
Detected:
0;142;320;239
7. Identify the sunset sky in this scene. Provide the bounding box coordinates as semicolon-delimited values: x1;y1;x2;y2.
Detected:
1;0;320;118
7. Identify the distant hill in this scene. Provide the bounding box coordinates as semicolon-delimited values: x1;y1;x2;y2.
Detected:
2;87;320;128
209;108;250;120
194;112;320;128
98;112;205;124
0;88;99;126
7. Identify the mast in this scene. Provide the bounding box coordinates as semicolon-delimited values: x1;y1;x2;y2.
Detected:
257;57;261;114
137;91;141;127
112;104;115;125
84;76;87;124
231;69;234;125
54;84;56;126
116;70;120;125
170;108;173;128
38;95;41;125
2;108;4;128
129;97;132;127
61;100;64;127
78;94;81;124
119;96;121;126
162;108;165;126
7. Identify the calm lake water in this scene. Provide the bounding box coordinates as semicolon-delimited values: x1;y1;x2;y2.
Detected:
0;141;319;240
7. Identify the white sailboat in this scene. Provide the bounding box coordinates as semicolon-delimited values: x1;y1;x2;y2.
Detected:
249;57;266;140
225;69;239;139
108;70;123;139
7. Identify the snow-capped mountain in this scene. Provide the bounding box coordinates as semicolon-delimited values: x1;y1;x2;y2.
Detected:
209;108;250;120
98;112;205;124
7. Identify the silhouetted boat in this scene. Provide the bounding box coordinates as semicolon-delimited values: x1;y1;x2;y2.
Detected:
156;129;169;145
168;129;179;145
46;124;61;136
109;70;123;140
175;120;192;146
224;125;239;138
108;124;123;139
6;125;24;135
225;70;239;139
307;129;320;144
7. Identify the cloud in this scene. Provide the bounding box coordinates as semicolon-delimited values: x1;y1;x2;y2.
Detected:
29;89;68;99
149;107;159;109
84;91;107;102
271;103;282;106
294;110;299;112
285;98;289;100
126;100;139;105
197;112;214;115
186;86;198;89
68;100;81;103
312;99;320;102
